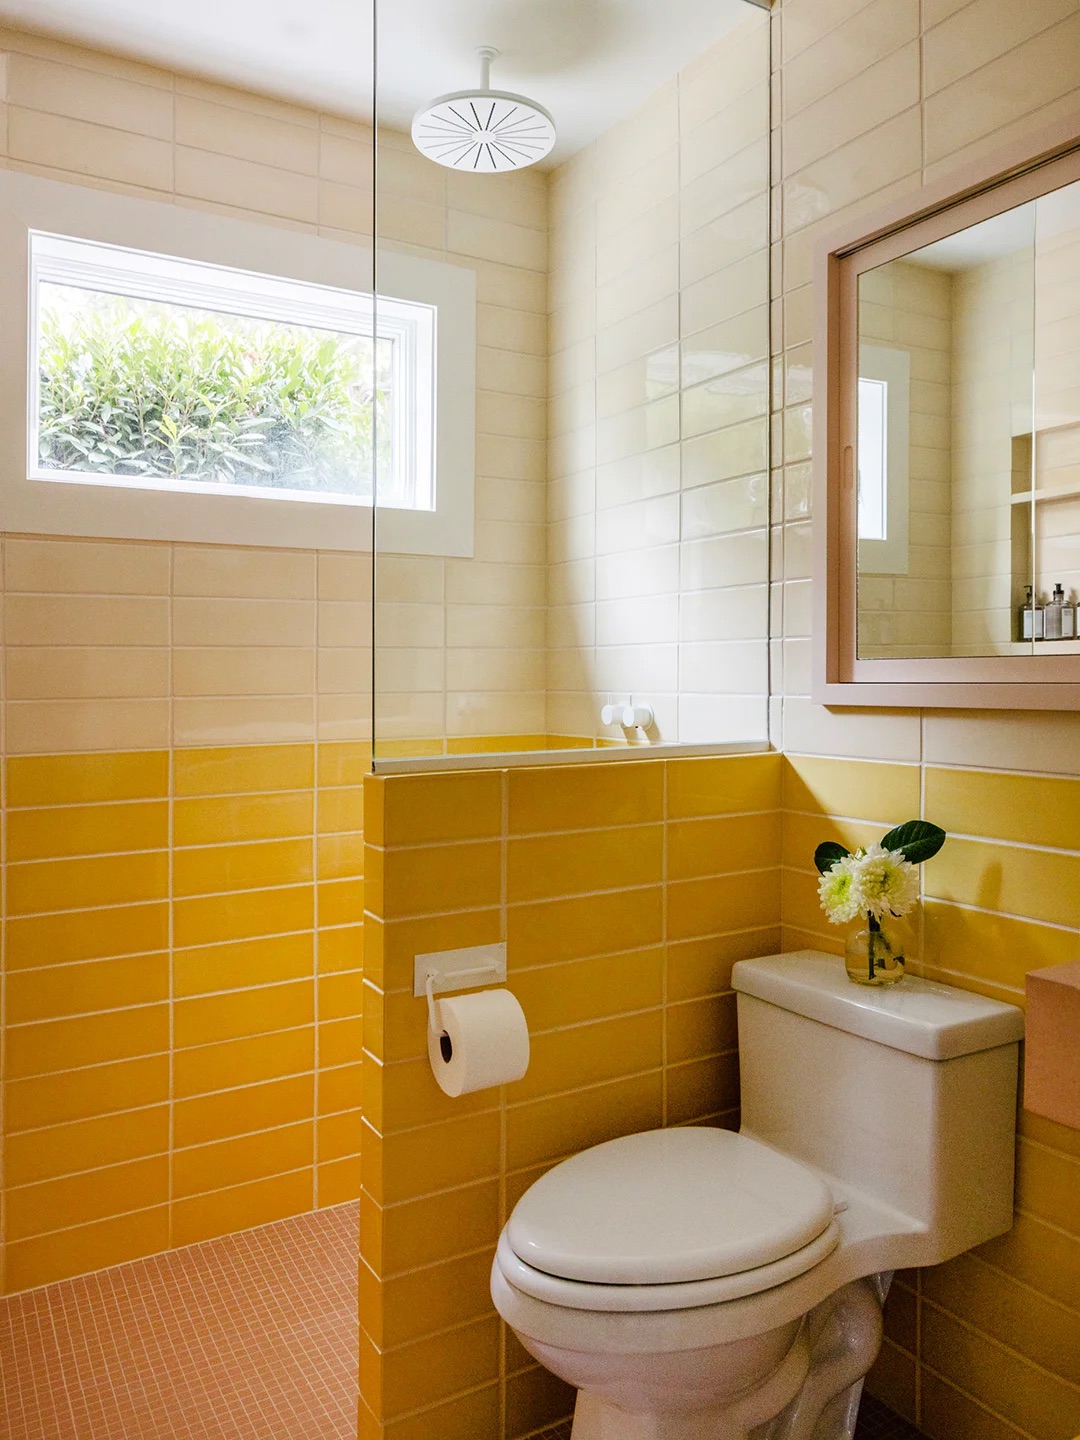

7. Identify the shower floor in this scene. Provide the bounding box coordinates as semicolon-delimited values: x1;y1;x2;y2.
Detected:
0;1202;358;1439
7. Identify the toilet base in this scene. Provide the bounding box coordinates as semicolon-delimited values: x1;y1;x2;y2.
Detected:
761;1275;888;1440
567;1278;886;1440
568;1325;810;1440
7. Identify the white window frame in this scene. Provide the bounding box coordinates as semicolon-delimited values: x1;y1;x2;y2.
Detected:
857;342;910;576
30;232;436;514
0;170;476;556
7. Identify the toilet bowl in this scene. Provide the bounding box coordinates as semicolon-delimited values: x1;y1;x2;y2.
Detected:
492;951;1025;1440
492;1127;891;1440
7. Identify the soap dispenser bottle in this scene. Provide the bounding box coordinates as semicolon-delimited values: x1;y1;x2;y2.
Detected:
1022;586;1045;640
1045;585;1063;640
1059;585;1076;640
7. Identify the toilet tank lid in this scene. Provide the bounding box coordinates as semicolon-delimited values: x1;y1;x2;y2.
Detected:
732;951;1024;1060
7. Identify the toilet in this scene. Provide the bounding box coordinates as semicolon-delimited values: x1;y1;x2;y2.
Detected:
491;950;1024;1440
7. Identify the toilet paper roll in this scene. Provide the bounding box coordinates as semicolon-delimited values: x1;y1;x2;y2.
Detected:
428;988;529;1097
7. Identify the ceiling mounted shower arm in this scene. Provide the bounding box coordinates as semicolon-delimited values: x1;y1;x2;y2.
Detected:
477;46;497;93
410;45;557;173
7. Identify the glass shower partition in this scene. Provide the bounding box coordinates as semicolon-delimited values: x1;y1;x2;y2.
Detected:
371;0;773;767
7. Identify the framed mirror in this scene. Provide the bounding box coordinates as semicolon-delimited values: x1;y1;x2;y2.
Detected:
814;113;1080;708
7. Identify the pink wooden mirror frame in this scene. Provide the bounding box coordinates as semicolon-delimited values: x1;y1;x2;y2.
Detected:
813;112;1080;709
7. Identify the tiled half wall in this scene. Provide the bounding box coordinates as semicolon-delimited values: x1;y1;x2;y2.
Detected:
359;753;783;1438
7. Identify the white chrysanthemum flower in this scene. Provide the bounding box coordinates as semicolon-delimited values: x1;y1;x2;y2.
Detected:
818;852;863;924
850;843;919;921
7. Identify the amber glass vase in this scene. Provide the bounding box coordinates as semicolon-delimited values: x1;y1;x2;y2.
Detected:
844;914;905;986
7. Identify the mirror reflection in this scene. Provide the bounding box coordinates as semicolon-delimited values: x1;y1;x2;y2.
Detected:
856;180;1080;659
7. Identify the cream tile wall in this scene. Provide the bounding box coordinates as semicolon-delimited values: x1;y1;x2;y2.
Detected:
774;1;1080;1435
373;132;550;753
951;249;1034;654
546;13;771;747
0;25;554;763
1033;200;1080;618
0;25;384;748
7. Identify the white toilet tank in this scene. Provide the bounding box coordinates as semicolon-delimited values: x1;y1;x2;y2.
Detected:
732;951;1025;1268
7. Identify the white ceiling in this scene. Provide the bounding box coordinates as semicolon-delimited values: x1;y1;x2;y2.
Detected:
0;0;756;163
912;207;1038;272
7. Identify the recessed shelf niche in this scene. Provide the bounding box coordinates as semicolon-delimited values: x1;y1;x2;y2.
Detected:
1010;423;1080;643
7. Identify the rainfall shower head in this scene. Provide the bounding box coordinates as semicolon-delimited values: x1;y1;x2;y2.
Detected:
411;48;556;173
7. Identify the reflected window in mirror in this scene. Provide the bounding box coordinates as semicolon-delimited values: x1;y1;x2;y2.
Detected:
857;346;909;578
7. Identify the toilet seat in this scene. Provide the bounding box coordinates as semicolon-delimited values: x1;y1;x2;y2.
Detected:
501;1128;841;1312
496;1220;841;1312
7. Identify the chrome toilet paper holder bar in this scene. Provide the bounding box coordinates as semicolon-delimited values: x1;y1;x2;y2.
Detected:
414;942;508;1035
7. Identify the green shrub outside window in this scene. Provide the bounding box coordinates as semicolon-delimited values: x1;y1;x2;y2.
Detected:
37;289;391;498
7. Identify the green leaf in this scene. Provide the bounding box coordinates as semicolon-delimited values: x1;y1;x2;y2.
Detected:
880;819;946;865
36;297;381;496
814;841;851;874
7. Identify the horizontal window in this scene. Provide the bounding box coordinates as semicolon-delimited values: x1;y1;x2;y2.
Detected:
0;172;475;554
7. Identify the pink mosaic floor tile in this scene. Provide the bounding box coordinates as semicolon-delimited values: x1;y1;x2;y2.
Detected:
0;1203;358;1440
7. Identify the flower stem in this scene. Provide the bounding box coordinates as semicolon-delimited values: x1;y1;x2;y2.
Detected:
867;911;879;980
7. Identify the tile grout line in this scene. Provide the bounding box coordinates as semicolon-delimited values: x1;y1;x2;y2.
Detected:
661;759;669;1128
1;534;6;1297
312;550;321;1217
498;764;510;1438
167;540;176;1253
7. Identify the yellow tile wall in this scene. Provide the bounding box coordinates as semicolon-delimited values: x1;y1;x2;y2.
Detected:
774;1;1080;1434
359;751;782;1438
0;30;381;1291
0;740;366;1295
3;15;1078;1440
781;754;1080;1439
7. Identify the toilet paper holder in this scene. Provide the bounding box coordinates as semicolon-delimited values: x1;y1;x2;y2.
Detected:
414;942;508;1036
424;965;499;1036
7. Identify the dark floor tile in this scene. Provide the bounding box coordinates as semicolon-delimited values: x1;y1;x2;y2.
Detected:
857;1392;926;1439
